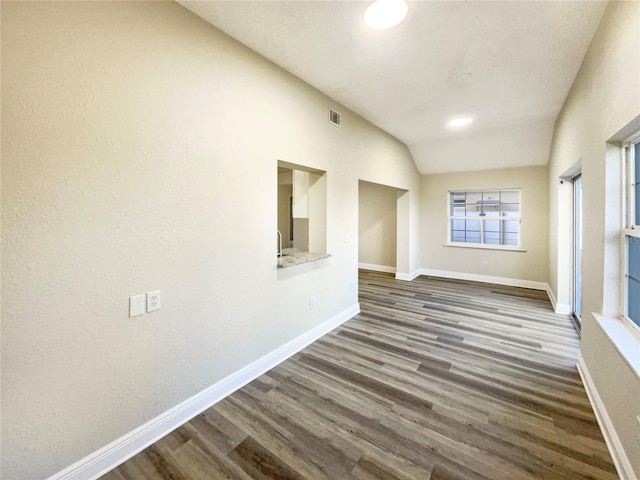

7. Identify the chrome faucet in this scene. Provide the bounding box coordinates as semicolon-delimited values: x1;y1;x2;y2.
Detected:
277;230;283;257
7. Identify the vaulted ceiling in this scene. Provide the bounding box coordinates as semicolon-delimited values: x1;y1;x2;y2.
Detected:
178;1;607;174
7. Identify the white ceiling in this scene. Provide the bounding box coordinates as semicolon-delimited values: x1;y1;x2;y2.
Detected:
178;1;607;174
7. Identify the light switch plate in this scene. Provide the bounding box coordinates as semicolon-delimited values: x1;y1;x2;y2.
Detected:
147;290;161;312
129;294;145;318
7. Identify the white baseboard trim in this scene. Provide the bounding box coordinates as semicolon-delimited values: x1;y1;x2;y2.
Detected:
48;303;361;480
545;285;572;314
577;355;635;480
419;268;548;291
358;262;396;274
395;271;421;281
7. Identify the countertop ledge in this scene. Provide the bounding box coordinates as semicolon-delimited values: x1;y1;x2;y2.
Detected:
277;251;331;268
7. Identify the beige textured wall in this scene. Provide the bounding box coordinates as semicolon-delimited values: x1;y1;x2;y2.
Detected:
547;1;640;475
358;181;398;268
0;2;421;478
421;166;549;282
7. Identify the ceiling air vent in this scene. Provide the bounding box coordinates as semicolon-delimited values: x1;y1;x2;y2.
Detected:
329;108;341;127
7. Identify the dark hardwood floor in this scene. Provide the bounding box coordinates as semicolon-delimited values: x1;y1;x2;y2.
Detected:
102;270;617;480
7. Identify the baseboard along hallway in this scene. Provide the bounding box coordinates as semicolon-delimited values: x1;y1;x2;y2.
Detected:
101;270;616;480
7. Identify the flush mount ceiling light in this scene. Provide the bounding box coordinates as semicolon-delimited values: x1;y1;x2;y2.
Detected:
364;0;408;30
448;117;473;127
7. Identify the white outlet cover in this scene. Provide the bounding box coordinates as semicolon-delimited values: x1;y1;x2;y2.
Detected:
129;294;145;318
147;290;161;312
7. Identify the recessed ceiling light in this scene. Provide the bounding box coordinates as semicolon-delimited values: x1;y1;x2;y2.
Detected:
364;0;408;30
448;117;473;127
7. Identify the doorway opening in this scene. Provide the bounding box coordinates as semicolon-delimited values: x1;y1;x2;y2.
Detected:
358;181;399;274
572;174;582;333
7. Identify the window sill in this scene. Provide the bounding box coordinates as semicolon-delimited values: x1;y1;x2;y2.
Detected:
443;243;527;252
593;313;640;378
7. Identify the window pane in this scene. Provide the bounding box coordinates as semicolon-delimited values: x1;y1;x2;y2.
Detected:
503;220;519;234
483;219;500;233
635;183;639;226
483;232;501;245
628;236;639;327
464;219;480;232
635;142;639;225
482;191;500;202
451;219;465;230
448;189;520;246
466;231;481;243
452;206;465;217
452;231;466;243
635;141;639;182
466;192;482;214
503;233;518;246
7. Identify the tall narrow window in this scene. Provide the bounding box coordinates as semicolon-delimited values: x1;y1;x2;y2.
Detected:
448;189;521;247
624;140;640;327
573;175;583;329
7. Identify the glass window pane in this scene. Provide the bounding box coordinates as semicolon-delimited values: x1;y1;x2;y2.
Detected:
635;142;639;225
448;189;520;246
628;236;639;327
635;142;639;183
503;220;519;234
450;193;465;212
465;219;480;232
629;236;639;278
451;219;465;232
634;183;639;226
482;191;500;202
483;219;500;232
483;232;500;245
466;231;481;243
452;206;465;217
504;233;518;245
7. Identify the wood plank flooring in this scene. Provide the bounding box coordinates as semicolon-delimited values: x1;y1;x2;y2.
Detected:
102;271;617;480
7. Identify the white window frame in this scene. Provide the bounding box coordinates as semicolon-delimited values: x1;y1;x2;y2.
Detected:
446;189;522;251
622;134;640;331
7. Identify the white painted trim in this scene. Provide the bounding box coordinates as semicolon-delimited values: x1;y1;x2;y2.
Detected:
395;271;421;281
420;268;548;291
545;285;572;314
48;303;361;480
358;262;396;274
593;313;640;378
442;243;527;253
577;355;635;480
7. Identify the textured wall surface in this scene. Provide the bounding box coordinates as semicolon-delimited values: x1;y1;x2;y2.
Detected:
546;1;640;476
0;2;421;478
420;166;549;282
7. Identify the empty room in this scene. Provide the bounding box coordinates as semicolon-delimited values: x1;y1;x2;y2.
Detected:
2;1;639;479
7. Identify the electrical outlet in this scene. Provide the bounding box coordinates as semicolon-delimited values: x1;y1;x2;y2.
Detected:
147;290;161;312
309;297;316;310
481;261;488;268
